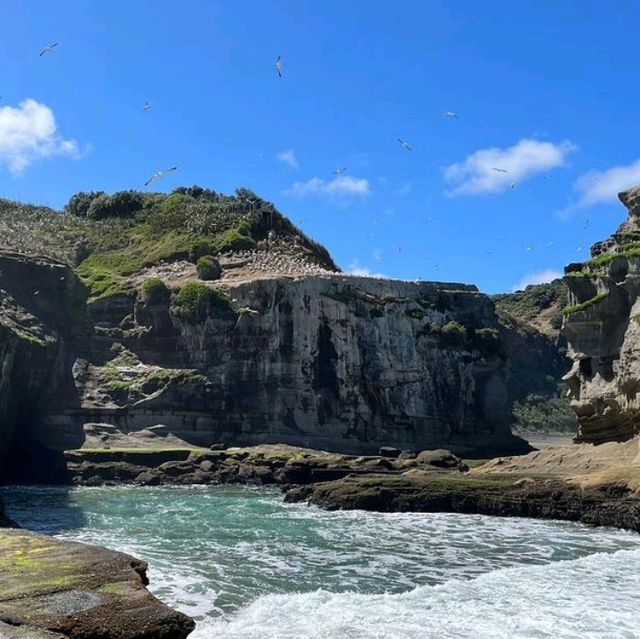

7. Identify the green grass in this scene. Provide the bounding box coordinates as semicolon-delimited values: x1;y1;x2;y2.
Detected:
172;282;233;322
1;186;340;302
562;291;608;315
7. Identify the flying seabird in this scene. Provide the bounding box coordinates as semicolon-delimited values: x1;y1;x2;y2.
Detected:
509;182;516;189
144;166;178;186
584;219;590;229
39;43;58;57
397;138;412;151
332;167;347;175
442;111;458;119
491;167;508;173
275;55;283;78
143;101;151;111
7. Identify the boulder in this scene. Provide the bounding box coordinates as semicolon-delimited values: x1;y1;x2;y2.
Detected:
416;449;463;469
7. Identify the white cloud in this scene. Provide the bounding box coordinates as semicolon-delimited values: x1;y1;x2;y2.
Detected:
276;149;299;169
286;175;371;198
346;260;386;278
395;181;412;196
513;268;563;292
0;98;80;174
444;138;576;196
572;159;640;208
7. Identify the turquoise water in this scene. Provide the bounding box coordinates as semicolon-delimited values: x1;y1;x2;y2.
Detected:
4;485;640;638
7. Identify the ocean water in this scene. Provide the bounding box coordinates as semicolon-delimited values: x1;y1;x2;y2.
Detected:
3;484;640;638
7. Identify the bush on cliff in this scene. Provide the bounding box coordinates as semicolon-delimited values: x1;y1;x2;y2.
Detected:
196;256;222;281
87;191;145;220
141;278;170;305
172;282;231;323
64;191;106;217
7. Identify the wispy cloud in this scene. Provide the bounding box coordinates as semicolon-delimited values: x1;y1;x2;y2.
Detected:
286;175;371;198
572;159;640;209
513;268;562;292
346;260;386;278
0;98;81;174
395;181;412;196
276;149;299;169
444;138;576;196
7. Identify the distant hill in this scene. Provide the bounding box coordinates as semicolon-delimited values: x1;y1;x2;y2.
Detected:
492;280;576;435
492;279;567;337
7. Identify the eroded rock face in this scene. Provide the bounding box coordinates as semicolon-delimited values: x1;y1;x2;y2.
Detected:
0;252;87;473
563;186;640;443
38;275;532;456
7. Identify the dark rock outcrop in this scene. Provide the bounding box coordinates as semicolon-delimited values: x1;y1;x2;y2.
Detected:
284;471;640;532
0;252;88;475
563;186;640;443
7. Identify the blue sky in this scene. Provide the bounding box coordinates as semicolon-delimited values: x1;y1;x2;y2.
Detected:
1;0;639;293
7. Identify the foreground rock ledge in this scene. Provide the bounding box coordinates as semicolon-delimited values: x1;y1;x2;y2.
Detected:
0;529;194;639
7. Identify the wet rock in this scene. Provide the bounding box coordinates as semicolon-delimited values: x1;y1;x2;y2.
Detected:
0;529;194;638
134;470;162;486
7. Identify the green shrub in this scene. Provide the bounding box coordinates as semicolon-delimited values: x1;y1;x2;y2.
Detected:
213;227;257;253
87;190;144;220
475;327;499;340
64;191;105;217
172;185;218;201
172;282;231;322
162;193;193;215
196;255;222;281
441;320;467;347
141;278;170;304
189;240;215;262
442;320;467;335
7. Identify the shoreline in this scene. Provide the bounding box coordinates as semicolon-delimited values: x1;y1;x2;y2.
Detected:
21;441;640;534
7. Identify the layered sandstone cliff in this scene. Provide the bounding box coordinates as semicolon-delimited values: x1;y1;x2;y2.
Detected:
34;274;531;457
0;188;562;469
563;186;640;443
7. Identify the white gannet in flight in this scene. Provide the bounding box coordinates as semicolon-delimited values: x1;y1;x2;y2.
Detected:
275;55;283;78
143;101;152;111
145;166;178;186
442;111;458;119
397;138;412;151
39;43;58;57
491;167;508;173
332;167;347;175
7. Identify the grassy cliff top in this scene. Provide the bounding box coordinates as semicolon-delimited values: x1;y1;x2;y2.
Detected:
0;186;338;300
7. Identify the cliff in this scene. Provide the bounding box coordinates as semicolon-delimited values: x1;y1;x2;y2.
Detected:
0;252;89;476
0;187;558;471
563;186;640;443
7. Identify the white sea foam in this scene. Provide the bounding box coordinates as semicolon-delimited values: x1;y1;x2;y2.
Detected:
192;548;640;639
4;485;640;638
